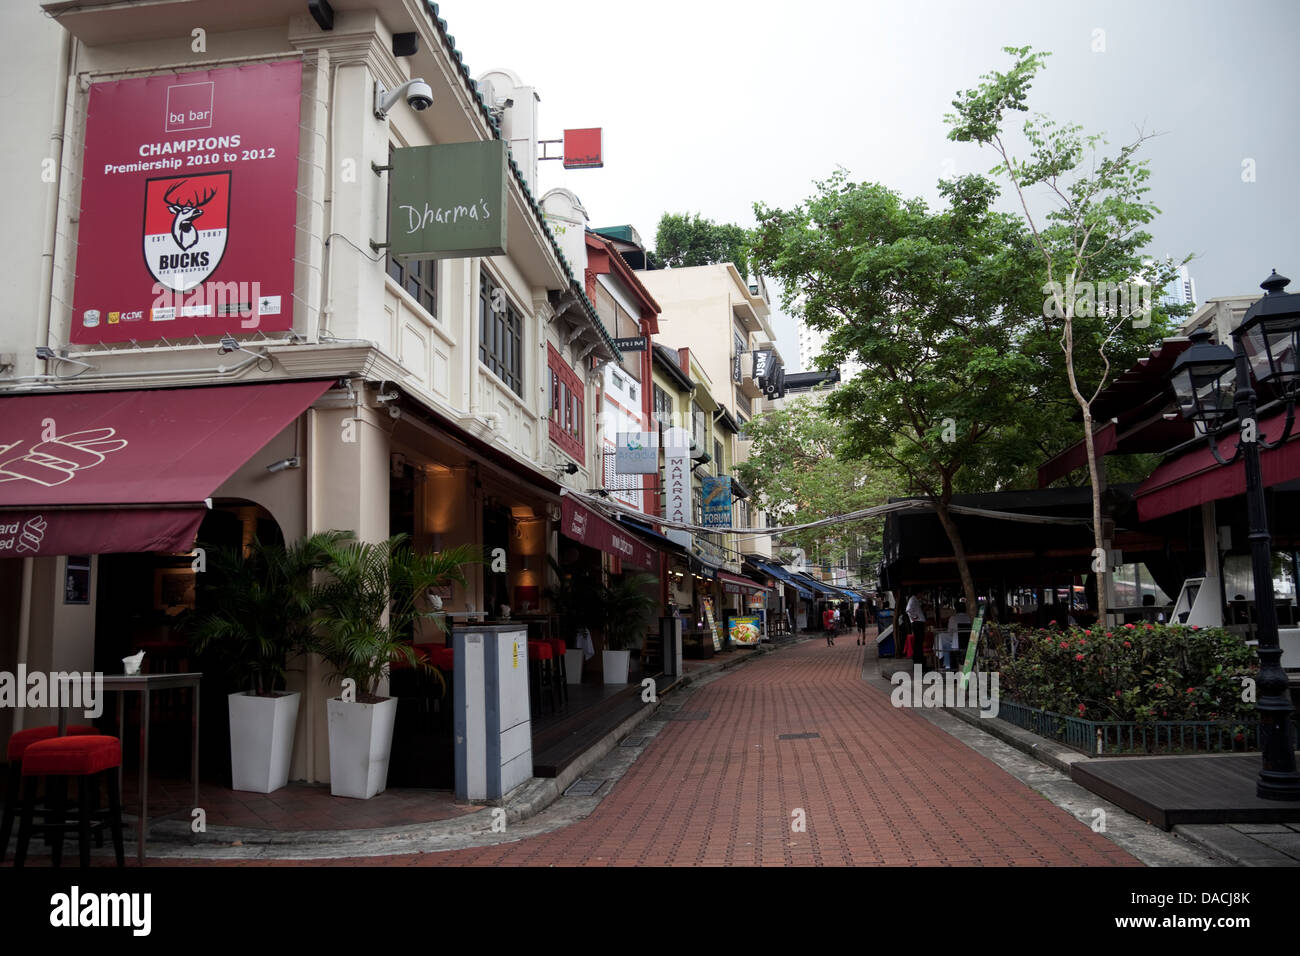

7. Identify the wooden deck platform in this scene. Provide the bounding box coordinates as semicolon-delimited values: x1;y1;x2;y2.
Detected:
1071;753;1300;830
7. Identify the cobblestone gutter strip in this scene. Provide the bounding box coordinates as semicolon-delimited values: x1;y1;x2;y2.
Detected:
139;637;802;861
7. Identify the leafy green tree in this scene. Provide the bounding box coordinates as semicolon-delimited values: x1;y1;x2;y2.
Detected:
947;46;1193;618
752;171;1048;615
735;395;899;576
653;212;752;275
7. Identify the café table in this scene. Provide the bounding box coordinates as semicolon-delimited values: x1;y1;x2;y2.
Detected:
60;672;201;865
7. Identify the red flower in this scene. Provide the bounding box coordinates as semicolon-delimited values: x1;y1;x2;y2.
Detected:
1059;641;1069;649
1049;620;1057;626
1124;623;1135;630
1123;640;1132;648
1154;682;1162;689
1115;690;1122;697
1077;704;1087;714
1084;629;1092;636
1186;687;1195;694
1080;639;1087;644
1075;653;1085;661
1145;624;1154;630
1105;631;1113;637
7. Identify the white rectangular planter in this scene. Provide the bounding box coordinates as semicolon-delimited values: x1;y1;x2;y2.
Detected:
602;649;630;685
326;696;398;800
228;691;299;794
564;648;585;685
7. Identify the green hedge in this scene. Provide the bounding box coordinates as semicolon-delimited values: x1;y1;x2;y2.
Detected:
991;622;1258;724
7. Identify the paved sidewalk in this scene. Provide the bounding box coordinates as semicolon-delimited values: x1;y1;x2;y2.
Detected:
191;637;1140;865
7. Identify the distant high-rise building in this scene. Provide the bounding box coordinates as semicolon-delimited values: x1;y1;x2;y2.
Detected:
795;316;861;379
1160;265;1197;310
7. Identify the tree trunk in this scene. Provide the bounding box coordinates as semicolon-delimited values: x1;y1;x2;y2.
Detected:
932;490;979;624
1061;309;1109;625
1080;406;1109;623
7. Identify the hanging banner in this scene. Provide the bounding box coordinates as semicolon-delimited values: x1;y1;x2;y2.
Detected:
663;428;690;525
71;60;302;344
615;432;658;474
701;476;732;528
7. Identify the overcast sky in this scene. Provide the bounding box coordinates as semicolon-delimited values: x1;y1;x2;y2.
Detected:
444;0;1300;370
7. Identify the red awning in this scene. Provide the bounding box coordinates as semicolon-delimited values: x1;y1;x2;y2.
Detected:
0;379;332;556
1037;421;1118;488
560;497;656;571
1136;408;1300;521
717;571;768;595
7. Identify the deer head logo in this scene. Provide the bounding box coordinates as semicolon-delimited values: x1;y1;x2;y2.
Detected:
163;180;217;251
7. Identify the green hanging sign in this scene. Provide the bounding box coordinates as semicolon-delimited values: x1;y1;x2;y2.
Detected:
387;140;508;259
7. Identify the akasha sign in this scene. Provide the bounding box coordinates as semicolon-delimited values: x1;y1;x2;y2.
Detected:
71;61;302;344
388;141;508;260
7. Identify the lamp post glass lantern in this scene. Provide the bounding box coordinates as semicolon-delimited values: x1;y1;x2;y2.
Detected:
1170;270;1300;800
1238;271;1300;393
1169;330;1236;428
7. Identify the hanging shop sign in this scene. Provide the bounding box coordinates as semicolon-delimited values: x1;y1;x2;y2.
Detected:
701;476;732;528
611;336;647;352
615;431;658;474
663;428;690;525
388;140;508;259
71;60;303;344
563;128;603;169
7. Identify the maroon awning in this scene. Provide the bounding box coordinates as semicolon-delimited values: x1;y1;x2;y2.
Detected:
560;497;656;571
0;379;332;556
1135;407;1300;521
1037;421;1118;488
717;571;768;595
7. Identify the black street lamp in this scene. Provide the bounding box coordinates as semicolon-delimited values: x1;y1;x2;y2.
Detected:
1169;270;1300;800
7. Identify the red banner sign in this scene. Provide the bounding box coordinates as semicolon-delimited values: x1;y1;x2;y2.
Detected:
71;60;302;344
561;498;655;571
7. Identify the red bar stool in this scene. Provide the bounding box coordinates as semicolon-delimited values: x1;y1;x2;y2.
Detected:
526;641;555;716
15;734;125;868
1;724;98;864
547;639;570;705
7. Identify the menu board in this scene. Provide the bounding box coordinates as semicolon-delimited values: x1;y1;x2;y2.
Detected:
959;607;987;688
701;597;723;651
729;616;761;647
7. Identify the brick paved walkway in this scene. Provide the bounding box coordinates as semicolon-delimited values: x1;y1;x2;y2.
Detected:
356;639;1139;866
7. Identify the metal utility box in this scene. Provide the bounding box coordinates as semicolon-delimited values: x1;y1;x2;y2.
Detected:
453;624;532;801
660;615;683;678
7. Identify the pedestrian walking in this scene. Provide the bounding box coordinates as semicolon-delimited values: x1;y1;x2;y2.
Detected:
855;602;868;644
822;606;836;646
906;591;927;670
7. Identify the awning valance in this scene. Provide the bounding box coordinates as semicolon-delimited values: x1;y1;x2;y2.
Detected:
717;570;768;595
561;496;656;571
0;379;333;556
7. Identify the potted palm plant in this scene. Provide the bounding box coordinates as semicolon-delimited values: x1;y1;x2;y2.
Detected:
596;572;661;684
188;530;348;794
311;534;477;799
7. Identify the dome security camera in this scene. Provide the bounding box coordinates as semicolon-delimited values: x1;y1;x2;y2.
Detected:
374;78;434;118
406;80;433;111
